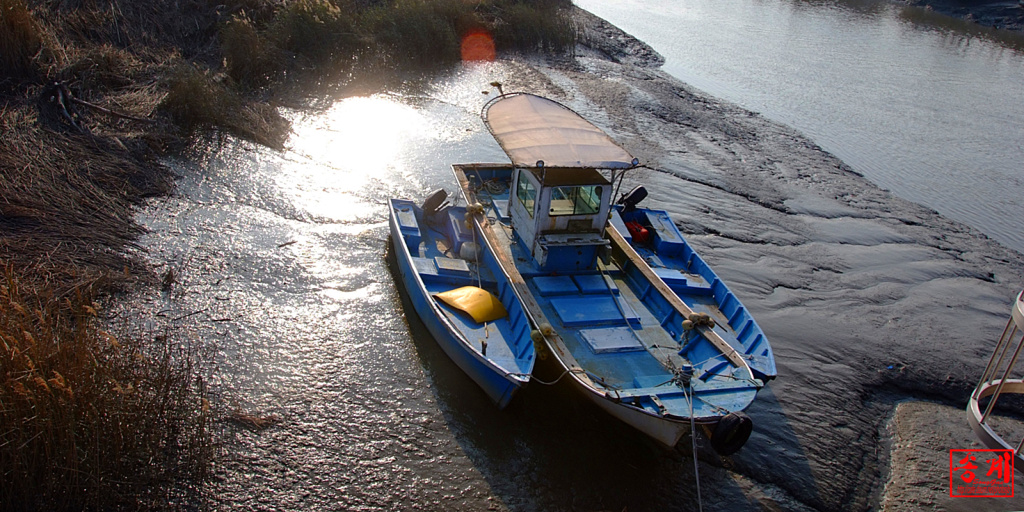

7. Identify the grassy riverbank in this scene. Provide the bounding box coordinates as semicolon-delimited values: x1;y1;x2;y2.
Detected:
0;0;575;508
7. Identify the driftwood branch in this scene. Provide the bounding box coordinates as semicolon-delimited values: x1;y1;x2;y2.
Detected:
43;82;156;132
69;96;156;123
48;83;85;133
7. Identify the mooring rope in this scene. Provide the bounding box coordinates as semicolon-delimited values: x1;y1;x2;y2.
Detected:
683;384;704;512
462;202;487;352
472;220;482;290
512;367;584;386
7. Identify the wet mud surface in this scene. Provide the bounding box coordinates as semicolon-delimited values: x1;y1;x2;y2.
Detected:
130;9;1024;512
566;11;1024;509
883;400;1024;510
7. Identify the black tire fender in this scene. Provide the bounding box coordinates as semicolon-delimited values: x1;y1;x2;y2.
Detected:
710;411;753;456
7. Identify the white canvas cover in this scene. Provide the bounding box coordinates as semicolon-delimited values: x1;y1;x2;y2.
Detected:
483;94;637;170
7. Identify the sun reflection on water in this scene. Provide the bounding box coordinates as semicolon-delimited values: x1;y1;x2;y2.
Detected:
293;95;436;168
279;95;438;223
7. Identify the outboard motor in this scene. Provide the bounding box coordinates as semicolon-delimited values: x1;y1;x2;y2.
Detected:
421;189;449;227
618;185;648;212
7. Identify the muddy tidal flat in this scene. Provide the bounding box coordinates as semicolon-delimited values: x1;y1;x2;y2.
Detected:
132;9;1024;511
568;10;1024;510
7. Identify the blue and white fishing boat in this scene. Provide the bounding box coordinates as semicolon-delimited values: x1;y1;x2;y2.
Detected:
453;92;777;453
388;193;536;408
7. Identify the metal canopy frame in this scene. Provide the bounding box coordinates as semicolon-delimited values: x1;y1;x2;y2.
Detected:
967;290;1024;471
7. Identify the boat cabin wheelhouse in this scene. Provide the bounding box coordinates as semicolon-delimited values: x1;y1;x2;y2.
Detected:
482;92;638;272
509;165;613;272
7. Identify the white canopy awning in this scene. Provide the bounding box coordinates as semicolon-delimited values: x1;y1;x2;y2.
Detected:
483;93;638;170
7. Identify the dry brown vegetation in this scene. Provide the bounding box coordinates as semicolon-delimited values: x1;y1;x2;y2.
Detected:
1;0;576;509
0;0;41;78
0;67;212;512
160;64;290;148
0;270;214;509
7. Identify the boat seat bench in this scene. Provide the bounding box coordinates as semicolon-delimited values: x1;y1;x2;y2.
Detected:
573;274;619;294
413;256;472;277
445;209;473;253
415;256;501;289
394;201;422;251
651;267;713;296
534;275;579;296
579;326;645;354
645;211;685;257
612;380;755;399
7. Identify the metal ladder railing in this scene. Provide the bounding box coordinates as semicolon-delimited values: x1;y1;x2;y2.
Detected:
967;290;1024;471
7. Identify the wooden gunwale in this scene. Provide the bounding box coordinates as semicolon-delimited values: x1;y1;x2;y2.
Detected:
453;164;598;390
605;224;756;379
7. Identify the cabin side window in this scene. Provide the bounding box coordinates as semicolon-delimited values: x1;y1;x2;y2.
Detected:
548;185;602;216
517;174;536;218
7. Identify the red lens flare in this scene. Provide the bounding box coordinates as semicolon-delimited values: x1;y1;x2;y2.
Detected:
460;30;495;62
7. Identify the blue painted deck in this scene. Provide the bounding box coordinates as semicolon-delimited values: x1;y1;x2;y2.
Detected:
549;294;641;328
524;267;758;418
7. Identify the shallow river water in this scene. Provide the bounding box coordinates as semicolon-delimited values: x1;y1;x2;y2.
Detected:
137;64;785;510
131;9;1024;511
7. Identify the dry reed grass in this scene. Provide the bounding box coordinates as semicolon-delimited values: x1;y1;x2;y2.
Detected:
0;62;207;511
0;0;579;509
18;0;290;147
0;268;215;510
268;0;360;64
0;104;169;287
489;0;577;54
6;0;577;146
221;13;287;87
364;0;466;68
217;0;578;78
229;408;283;431
159;64;289;149
0;0;42;80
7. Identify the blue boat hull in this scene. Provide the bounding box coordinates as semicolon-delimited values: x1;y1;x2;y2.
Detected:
388;198;533;409
453;164;776;451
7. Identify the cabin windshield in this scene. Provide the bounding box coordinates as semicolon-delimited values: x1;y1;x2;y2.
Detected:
548;185;602;216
